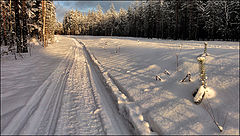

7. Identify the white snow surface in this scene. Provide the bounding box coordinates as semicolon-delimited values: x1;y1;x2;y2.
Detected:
1;36;132;135
74;35;239;135
1;35;239;135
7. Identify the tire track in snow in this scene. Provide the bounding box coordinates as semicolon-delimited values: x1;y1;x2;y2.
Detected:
2;46;75;135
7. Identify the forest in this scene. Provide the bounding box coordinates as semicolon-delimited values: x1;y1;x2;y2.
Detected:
0;0;56;53
62;0;240;41
1;0;239;54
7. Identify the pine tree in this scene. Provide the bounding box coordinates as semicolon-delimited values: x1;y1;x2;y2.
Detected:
28;0;42;39
8;0;15;50
1;1;9;47
126;5;135;36
228;1;240;41
0;1;2;46
45;0;56;43
55;21;63;35
22;0;28;53
118;8;128;36
107;3;117;36
14;0;22;52
95;4;104;35
60;0;239;41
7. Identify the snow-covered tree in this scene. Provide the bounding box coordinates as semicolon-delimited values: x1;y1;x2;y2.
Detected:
61;0;239;41
118;8;128;36
95;4;104;35
45;0;56;43
55;21;63;35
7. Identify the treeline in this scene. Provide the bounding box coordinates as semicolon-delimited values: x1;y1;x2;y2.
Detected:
0;0;57;53
62;0;240;41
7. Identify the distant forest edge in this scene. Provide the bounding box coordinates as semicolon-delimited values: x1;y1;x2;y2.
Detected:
61;0;239;41
1;0;239;53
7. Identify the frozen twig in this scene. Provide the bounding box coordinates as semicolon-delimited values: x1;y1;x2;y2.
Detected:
28;44;32;56
181;73;191;82
18;52;24;58
164;69;170;76
222;113;228;129
197;56;207;88
155;75;161;81
202;97;224;132
176;44;182;71
204;42;208;56
176;53;179;71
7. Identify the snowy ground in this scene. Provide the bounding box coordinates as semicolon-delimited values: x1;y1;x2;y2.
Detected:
1;35;239;135
1;36;132;135
75;36;239;135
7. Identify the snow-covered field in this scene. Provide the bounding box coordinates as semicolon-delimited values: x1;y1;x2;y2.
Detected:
1;35;239;135
1;36;133;135
75;36;239;135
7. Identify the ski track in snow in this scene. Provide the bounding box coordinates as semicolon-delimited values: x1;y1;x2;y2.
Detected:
1;36;132;135
55;45;105;135
2;46;75;135
81;40;132;135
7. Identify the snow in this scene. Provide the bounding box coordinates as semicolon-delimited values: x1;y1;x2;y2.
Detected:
54;45;105;135
1;36;73;134
75;35;239;135
85;42;156;135
1;36;133;135
1;36;72;133
1;35;239;135
193;85;206;104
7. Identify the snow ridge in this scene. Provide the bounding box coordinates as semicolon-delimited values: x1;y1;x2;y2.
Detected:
75;39;132;135
77;39;157;135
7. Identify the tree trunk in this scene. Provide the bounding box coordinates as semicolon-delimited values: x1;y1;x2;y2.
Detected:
0;3;2;46
42;0;46;47
14;0;22;52
2;2;8;46
21;0;28;53
8;0;15;50
175;0;179;40
188;0;192;40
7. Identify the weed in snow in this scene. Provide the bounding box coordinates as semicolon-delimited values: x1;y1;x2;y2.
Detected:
194;55;207;104
204;42;208;56
176;43;182;71
202;97;228;133
181;73;191;82
155;75;162;81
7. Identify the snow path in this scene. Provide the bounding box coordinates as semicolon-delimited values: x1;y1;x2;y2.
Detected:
1;36;133;135
55;45;105;135
1;36;73;132
2;46;75;135
80;40;133;135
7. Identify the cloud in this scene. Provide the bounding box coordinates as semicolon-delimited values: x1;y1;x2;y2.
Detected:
54;1;134;22
54;2;68;22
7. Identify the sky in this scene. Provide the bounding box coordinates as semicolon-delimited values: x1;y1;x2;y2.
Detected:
54;1;135;22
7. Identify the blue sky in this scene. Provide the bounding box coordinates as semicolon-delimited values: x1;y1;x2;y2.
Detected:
54;1;134;22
